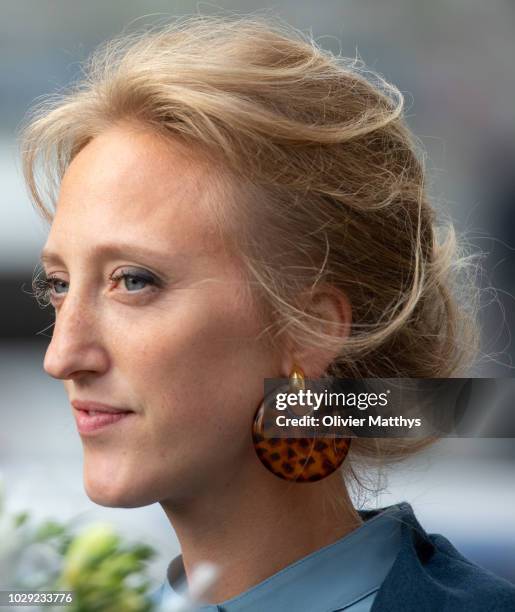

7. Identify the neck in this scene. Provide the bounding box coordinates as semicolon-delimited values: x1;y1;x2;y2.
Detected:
160;463;363;604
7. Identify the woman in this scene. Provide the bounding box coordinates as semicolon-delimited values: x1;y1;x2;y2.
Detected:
22;15;515;611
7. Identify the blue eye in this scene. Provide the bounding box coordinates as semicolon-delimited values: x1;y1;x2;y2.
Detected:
32;275;68;306
50;277;68;294
109;269;160;296
31;269;158;307
112;272;156;292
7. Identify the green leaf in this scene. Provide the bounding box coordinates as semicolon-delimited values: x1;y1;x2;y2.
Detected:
128;544;156;561
35;519;68;541
61;523;120;587
13;511;30;528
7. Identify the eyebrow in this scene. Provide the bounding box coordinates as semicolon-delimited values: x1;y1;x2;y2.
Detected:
39;242;175;267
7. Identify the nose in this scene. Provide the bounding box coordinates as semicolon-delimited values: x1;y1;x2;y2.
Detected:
43;294;109;381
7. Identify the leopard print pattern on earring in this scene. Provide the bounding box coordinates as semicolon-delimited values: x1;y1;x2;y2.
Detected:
252;364;351;482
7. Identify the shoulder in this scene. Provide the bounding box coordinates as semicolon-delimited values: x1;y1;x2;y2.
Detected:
370;502;515;612
423;532;515;610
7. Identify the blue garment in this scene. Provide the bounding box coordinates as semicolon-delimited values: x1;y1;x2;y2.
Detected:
151;501;515;611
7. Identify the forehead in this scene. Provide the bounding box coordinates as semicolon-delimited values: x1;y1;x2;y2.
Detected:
46;123;227;257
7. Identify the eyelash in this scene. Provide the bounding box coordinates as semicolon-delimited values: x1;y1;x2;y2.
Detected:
31;270;158;307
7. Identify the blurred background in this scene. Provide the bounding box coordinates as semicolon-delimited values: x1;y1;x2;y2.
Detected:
1;0;514;590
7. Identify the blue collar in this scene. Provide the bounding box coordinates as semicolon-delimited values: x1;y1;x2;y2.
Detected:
156;503;406;612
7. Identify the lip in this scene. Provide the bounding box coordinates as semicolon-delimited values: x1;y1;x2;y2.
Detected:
71;400;136;435
71;400;135;414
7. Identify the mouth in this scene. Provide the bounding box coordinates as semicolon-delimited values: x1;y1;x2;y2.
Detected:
71;399;135;414
71;400;136;435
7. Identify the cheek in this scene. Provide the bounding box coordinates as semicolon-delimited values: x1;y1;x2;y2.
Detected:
125;287;275;439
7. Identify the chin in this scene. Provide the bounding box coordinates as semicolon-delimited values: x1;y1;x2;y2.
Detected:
82;465;157;509
84;479;156;508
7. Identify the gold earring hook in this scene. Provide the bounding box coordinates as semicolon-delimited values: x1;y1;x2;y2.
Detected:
289;363;305;392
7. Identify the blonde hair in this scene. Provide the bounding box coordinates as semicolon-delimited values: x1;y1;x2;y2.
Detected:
20;15;483;495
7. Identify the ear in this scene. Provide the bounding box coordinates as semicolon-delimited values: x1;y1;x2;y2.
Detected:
282;284;352;378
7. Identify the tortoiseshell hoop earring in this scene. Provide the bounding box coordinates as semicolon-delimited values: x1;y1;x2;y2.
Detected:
252;364;351;483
